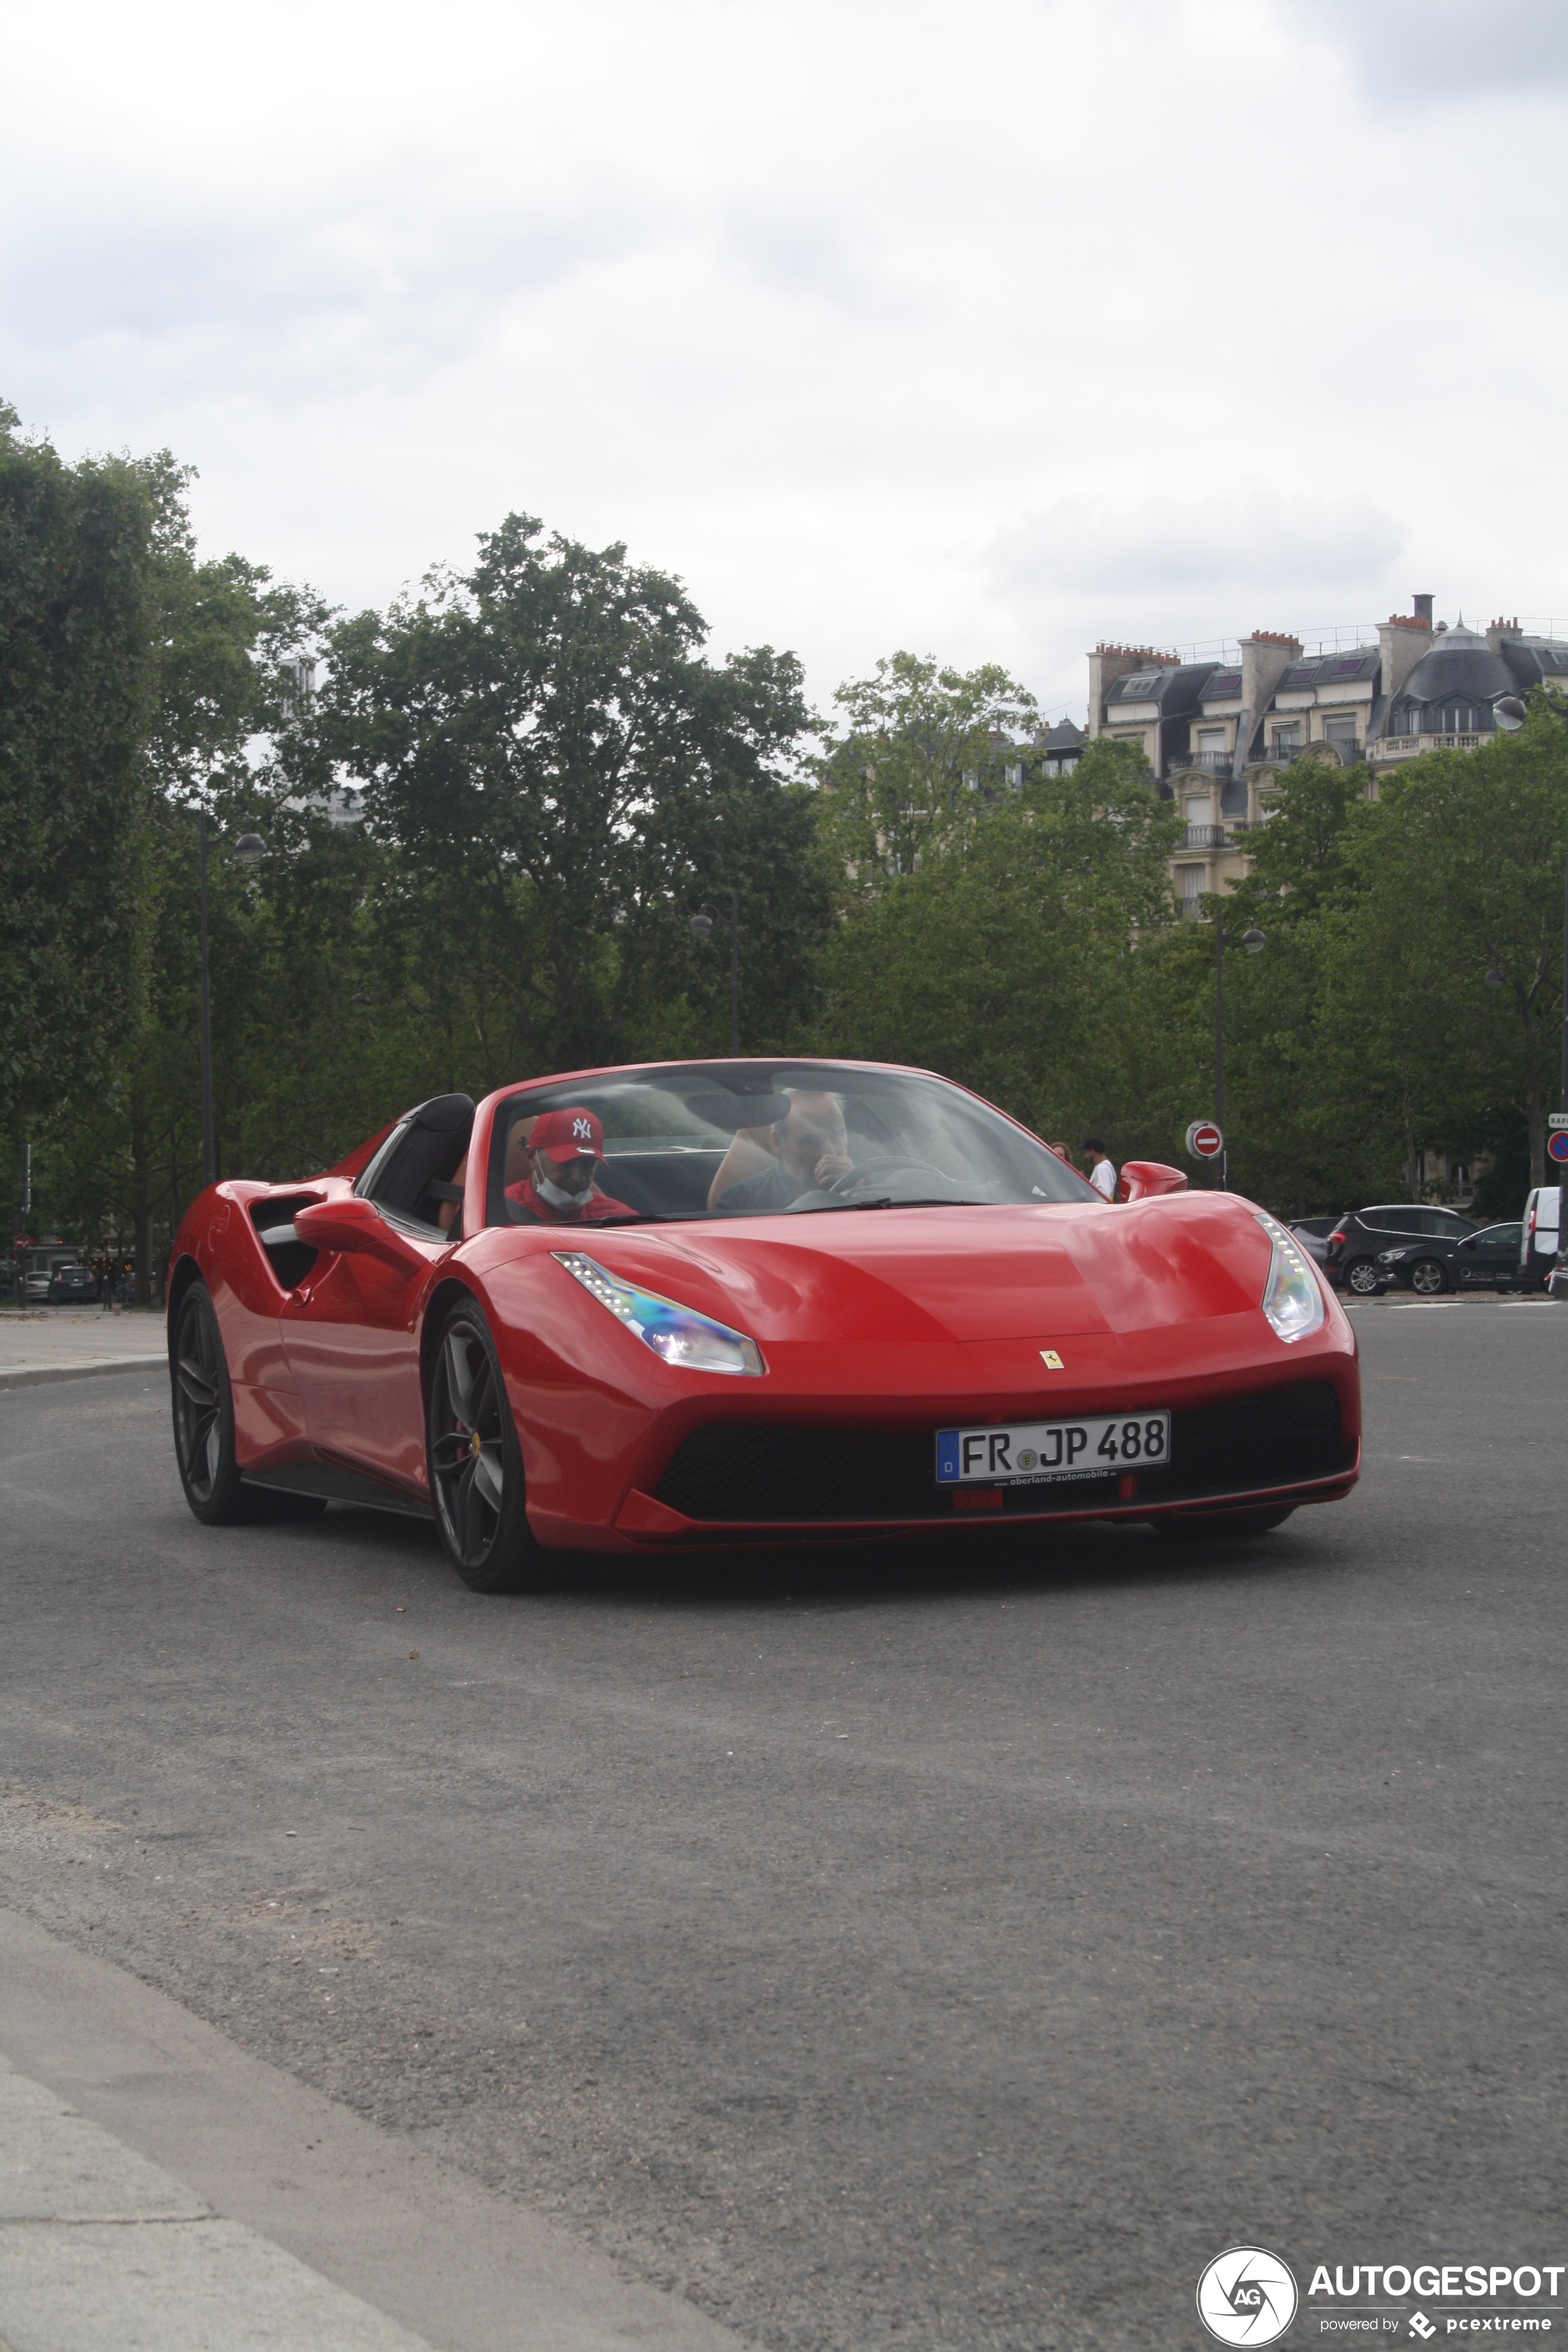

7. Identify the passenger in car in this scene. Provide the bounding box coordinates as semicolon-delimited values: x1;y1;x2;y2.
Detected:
434;1156;466;1234
504;1108;635;1225
712;1090;854;1214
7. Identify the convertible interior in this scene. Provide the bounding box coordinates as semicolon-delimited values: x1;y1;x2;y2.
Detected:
357;1093;477;1232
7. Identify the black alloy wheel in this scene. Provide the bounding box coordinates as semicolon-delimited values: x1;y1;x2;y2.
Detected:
1409;1257;1449;1297
1156;1506;1296;1541
172;1282;244;1521
427;1303;552;1593
171;1281;326;1525
1345;1258;1382;1297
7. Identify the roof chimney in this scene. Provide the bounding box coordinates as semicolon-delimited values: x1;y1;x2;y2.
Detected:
1412;593;1433;627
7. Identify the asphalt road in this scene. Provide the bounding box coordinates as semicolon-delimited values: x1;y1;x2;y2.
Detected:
2;1298;1564;2351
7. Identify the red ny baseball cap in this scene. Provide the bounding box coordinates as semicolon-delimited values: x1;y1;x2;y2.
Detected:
529;1107;604;1161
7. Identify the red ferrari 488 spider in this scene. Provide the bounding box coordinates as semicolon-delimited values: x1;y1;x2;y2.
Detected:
167;1058;1359;1588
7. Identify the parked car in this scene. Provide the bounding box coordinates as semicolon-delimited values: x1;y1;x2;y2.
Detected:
46;1262;99;1304
1289;1216;1347;1274
1446;1222;1543;1293
22;1267;52;1302
1326;1204;1477;1296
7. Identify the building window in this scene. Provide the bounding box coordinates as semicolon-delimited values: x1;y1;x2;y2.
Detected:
1324;717;1358;751
1272;725;1300;754
1178;864;1204;905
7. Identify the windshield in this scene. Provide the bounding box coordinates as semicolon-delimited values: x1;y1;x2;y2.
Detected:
485;1060;1098;1228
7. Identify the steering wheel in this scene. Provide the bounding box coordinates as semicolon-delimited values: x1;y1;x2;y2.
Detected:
826;1154;951;1196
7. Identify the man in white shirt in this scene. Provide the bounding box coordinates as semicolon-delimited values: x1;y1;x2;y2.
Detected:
1083;1137;1117;1199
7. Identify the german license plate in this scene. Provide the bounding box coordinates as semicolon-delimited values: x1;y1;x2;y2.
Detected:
935;1412;1172;1486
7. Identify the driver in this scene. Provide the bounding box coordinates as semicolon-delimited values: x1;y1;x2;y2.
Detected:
714;1090;854;1214
505;1108;634;1225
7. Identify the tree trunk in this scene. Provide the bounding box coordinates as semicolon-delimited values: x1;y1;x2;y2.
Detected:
1397;1053;1419;1196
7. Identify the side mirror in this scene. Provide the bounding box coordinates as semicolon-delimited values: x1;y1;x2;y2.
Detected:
1117;1161;1188;1203
294;1196;432;1275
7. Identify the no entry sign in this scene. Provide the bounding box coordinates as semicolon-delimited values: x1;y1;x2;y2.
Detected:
1185;1120;1224;1161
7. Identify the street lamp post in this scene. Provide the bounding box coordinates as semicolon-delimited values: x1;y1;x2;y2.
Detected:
1213;914;1266;1188
196;819;266;1192
1492;693;1567;1284
198;811;215;1187
690;890;740;1055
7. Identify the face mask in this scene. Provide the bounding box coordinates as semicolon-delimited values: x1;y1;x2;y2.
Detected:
535;1164;591;1211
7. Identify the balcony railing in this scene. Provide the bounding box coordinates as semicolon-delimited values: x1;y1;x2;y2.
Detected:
1375;731;1480;756
1180;823;1231;849
1168;750;1233;775
1259;739;1362;765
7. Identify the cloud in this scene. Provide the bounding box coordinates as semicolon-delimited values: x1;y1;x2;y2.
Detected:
1274;0;1568;101
0;183;672;402
990;493;1407;604
0;0;1563;728
980;494;1412;719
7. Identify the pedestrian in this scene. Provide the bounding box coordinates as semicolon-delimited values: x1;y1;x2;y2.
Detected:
1082;1136;1117;1201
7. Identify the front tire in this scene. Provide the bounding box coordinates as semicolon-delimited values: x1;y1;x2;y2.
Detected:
171;1282;249;1524
1409;1257;1449;1296
427;1302;553;1593
1345;1258;1381;1297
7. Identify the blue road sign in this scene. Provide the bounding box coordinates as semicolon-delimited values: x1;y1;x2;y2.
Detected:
1548;1132;1568;1164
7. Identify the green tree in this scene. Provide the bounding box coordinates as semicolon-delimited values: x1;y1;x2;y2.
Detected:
1335;704;1568;1189
322;516;827;1075
1196;713;1568;1210
4;420;335;1291
1169;756;1395;1211
0;404;161;1133
819;651;1039;891
815;738;1179;1143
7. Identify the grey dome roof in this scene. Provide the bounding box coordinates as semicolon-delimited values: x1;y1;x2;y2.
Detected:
1398;624;1516;706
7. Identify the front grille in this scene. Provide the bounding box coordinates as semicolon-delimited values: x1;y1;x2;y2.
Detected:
657;1425;933;1522
654;1382;1349;1523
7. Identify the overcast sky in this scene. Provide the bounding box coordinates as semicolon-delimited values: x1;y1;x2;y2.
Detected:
3;0;1564;725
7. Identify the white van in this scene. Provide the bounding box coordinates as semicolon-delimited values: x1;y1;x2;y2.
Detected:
1521;1188;1562;1288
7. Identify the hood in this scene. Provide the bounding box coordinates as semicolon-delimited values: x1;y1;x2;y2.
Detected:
578;1197;1272;1345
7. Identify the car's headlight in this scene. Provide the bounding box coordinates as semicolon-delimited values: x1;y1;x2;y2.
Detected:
1378;1248;1406;1262
553;1253;767;1375
1254;1212;1327;1343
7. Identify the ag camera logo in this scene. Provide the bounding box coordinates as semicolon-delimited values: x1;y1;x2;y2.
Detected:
1197;2247;1299;2346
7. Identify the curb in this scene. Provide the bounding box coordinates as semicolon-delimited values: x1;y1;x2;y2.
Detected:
0;1907;753;2352
0;1356;166;1391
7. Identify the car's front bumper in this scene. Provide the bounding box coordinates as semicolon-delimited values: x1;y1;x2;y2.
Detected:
519;1335;1362;1552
